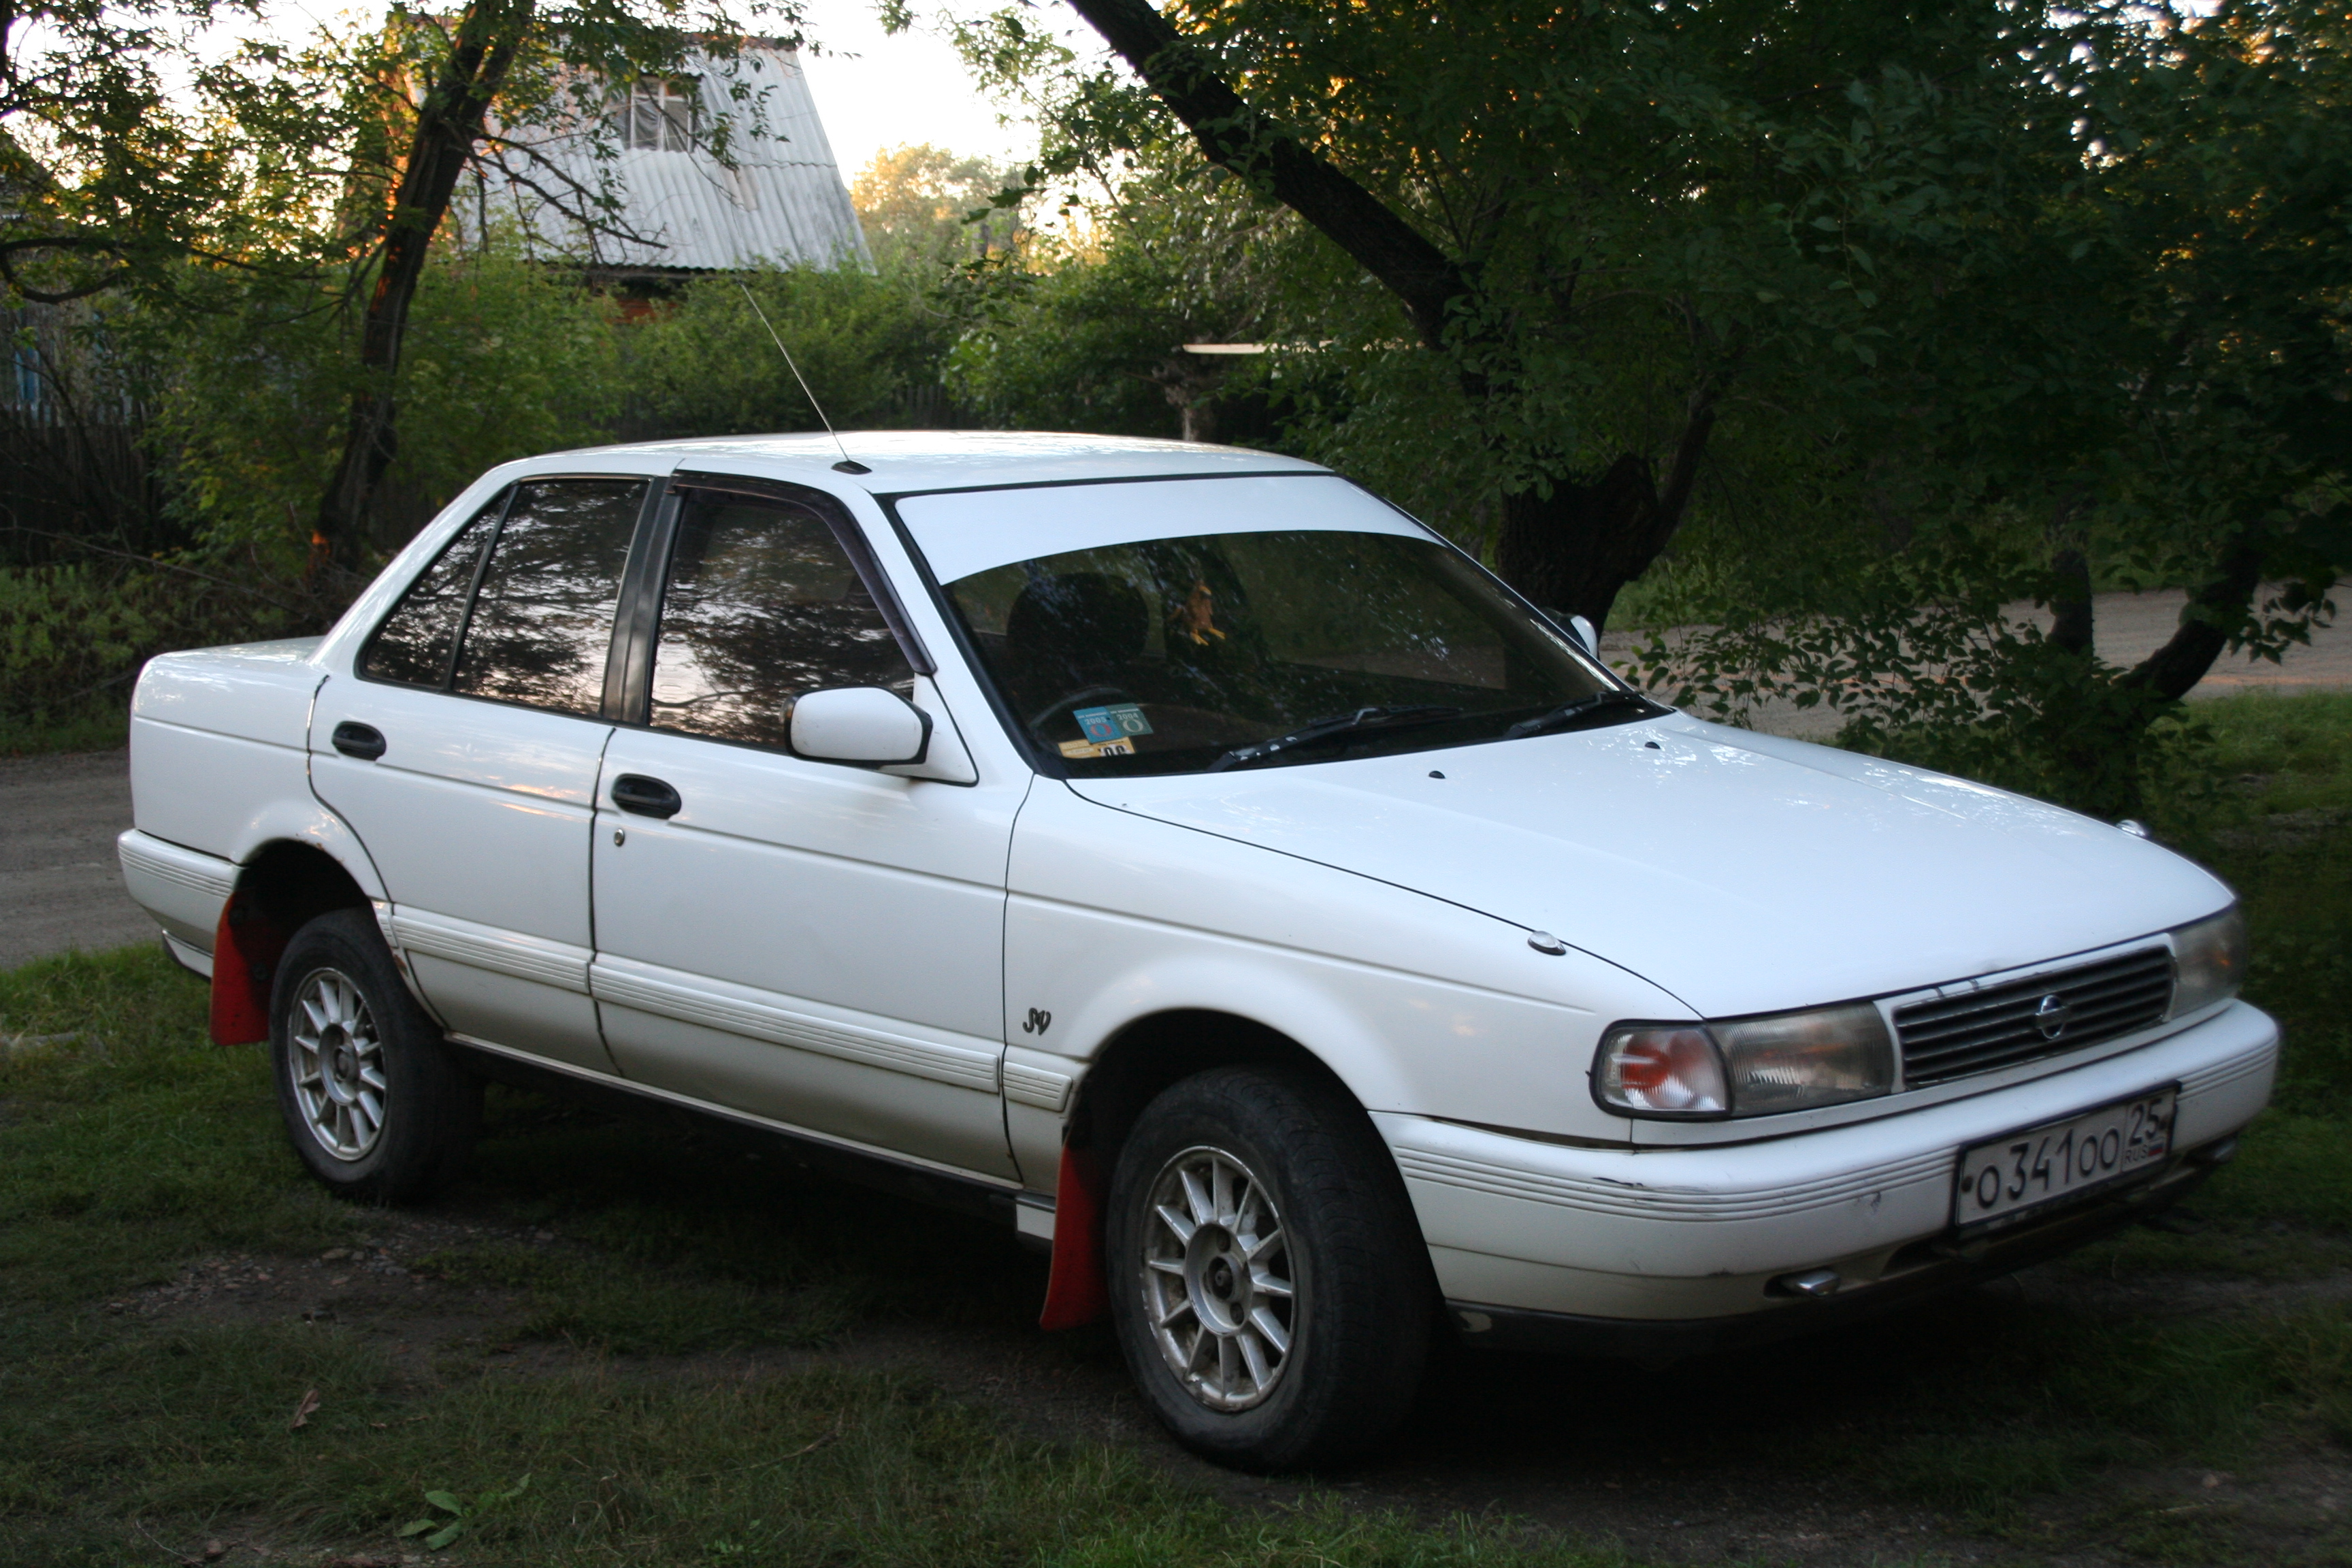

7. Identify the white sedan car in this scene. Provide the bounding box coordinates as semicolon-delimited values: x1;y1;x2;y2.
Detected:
119;432;2276;1469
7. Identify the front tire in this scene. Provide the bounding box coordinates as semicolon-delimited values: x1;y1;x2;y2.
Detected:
269;907;478;1203
1105;1065;1433;1470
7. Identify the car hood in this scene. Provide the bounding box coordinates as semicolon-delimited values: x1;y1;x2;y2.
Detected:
1062;716;2232;1018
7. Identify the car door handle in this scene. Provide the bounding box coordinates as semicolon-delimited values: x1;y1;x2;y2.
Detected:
331;721;387;762
610;773;682;819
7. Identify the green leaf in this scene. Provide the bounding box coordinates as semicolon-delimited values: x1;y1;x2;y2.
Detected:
423;1490;464;1514
398;1520;436;1538
425;1522;465;1550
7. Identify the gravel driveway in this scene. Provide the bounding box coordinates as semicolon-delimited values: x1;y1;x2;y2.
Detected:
0;748;151;971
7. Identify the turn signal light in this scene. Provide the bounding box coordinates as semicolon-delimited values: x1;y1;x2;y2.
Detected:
1594;1026;1728;1117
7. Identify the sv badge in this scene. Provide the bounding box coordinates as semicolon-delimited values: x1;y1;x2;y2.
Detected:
1020;1007;1052;1035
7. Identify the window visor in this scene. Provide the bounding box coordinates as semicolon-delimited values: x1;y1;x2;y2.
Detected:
895;474;1430;587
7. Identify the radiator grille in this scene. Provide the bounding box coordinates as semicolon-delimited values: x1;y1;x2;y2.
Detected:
1895;949;2174;1088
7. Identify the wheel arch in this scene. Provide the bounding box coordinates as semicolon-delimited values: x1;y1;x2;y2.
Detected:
1065;1007;1360;1165
210;838;379;1046
1039;1004;1431;1336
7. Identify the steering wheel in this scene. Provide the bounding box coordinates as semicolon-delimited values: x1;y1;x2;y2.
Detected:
1027;685;1141;734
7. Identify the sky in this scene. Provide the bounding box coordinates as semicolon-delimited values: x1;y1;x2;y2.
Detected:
790;1;1036;180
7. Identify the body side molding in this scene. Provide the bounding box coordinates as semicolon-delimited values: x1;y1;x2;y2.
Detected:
446;1033;1023;1224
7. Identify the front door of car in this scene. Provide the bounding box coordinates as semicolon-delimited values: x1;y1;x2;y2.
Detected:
310;475;657;1073
587;479;1023;1179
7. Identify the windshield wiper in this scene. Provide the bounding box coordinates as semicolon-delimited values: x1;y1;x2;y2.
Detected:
1209;705;1465;772
1504;689;1659;740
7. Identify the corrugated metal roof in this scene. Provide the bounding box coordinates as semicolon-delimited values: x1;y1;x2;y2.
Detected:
489;45;870;272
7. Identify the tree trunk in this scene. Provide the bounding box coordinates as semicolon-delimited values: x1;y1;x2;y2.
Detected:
312;0;532;577
1494;455;1658;630
2036;528;2263;820
2118;528;2266;701
1151;354;1228;444
2048;544;2095;657
1494;385;1720;633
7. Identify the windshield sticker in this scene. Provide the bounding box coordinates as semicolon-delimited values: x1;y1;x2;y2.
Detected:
1059;737;1136;759
1075;703;1154;743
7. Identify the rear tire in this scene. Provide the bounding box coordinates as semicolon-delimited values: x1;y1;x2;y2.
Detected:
268;907;478;1203
1105;1064;1432;1471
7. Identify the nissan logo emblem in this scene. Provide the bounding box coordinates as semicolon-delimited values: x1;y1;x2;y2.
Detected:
2034;992;2071;1041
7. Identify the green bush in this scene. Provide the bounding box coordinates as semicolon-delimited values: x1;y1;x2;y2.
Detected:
146;242;627;566
0;561;297;747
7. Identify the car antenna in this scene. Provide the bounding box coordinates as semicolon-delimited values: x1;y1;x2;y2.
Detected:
738;280;870;475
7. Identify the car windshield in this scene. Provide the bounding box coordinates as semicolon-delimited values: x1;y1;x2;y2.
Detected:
906;479;1634;777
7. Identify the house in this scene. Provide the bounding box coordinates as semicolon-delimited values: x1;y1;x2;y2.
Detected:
476;41;872;288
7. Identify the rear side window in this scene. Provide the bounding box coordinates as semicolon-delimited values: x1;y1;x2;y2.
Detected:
357;477;646;715
449;479;645;717
648;492;913;749
358;507;498;688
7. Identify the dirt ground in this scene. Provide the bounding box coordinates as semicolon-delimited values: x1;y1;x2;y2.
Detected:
107;1172;2351;1568
0;749;154;970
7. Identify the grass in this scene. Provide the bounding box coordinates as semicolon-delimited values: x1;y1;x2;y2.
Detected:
1;951;1635;1567
0;1319;1635;1567
2;690;2350;1564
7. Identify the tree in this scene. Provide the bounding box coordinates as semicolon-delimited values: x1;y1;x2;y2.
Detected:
851;142;1019;278
941;0;2347;814
623;263;956;438
0;0;350;301
308;0;795;576
1631;0;2352;816
960;0;2040;631
944;149;1298;440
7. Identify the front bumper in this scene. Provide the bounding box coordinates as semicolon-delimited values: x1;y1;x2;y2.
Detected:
1377;999;2278;1341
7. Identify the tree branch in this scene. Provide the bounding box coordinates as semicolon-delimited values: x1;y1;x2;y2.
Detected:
1063;0;1471;351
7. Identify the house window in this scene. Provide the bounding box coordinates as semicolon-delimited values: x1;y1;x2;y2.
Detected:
623;80;694;152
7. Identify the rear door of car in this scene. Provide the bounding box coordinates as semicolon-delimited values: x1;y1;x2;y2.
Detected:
309;472;663;1073
585;472;1023;1178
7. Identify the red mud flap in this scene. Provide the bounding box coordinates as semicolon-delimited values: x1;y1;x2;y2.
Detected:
208;895;286;1046
1038;1145;1109;1330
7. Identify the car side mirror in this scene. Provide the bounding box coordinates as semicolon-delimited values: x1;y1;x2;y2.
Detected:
1539;606;1599;653
791;687;932;766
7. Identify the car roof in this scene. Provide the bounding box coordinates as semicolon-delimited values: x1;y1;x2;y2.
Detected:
561;429;1330;493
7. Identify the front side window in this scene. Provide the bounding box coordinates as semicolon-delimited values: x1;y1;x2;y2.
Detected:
901;475;1626;777
648;491;913;750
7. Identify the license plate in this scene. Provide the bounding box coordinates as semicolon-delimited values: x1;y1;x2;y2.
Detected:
1953;1086;2178;1232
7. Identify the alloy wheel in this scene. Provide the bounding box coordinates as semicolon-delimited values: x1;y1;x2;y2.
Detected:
288;966;388;1162
1137;1144;1298;1411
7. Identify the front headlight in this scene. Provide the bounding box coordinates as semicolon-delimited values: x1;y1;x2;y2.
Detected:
1594;1002;1894;1120
2171;905;2247;1016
